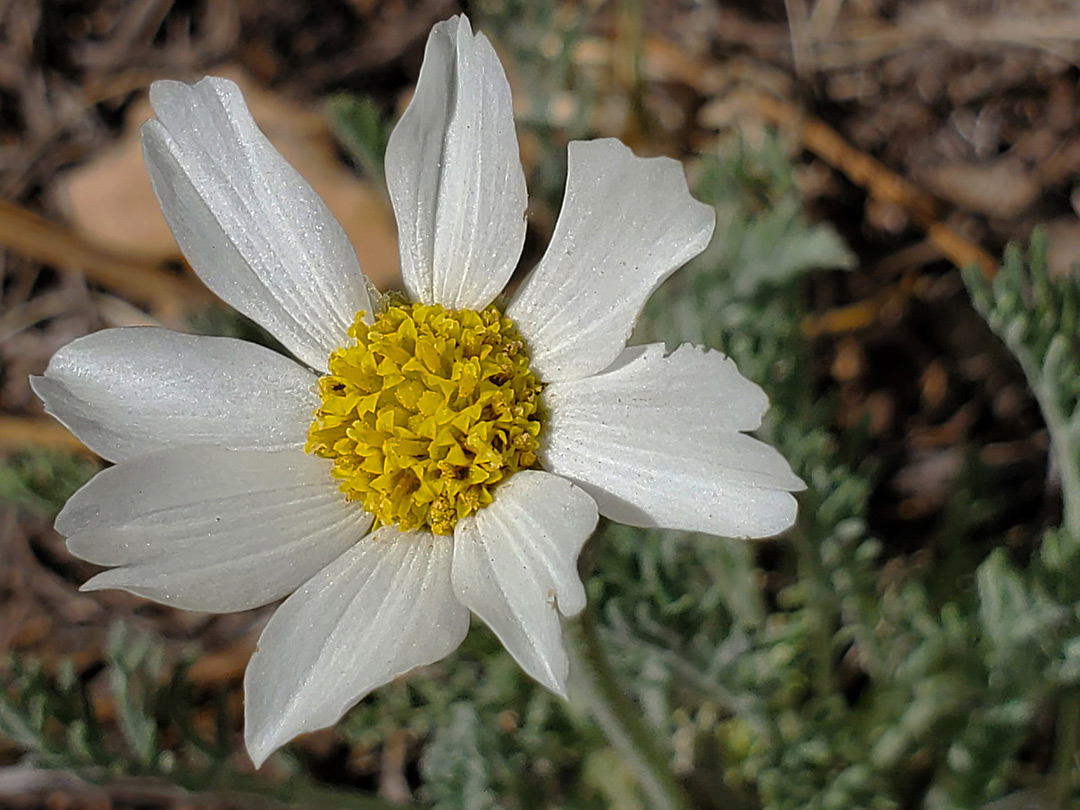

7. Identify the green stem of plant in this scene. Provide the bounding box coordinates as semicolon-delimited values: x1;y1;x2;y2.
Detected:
791;503;835;702
565;606;693;810
1035;418;1080;540
1052;689;1080;807
1014;338;1080;538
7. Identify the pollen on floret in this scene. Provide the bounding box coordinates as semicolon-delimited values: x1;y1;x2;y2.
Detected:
306;302;544;535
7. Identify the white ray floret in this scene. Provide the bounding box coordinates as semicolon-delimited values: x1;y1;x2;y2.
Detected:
452;471;599;696
60;446;370;613
244;528;469;766
540;343;804;537
31;327;316;462
385;15;527;310
143;78;373;371
507;139;716;382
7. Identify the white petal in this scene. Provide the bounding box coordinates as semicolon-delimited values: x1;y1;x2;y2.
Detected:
30;327;316;463
142;77;372;371
508;139;715;382
452;471;597;697
244;528;468;766
541;344;804;538
59;446;369;613
385;15;527;310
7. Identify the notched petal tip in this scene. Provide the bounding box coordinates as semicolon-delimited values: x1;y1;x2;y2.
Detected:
26;375;69;432
509;138;717;382
541;344;804;538
386;11;526;311
138;116;168;153
435;12;469;36
147;75;238;117
572;137;716;238
27;373;46;401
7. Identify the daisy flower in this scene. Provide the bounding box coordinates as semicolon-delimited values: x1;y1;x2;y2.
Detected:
32;15;803;766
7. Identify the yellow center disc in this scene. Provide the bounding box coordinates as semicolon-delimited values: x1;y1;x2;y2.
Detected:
306;302;543;535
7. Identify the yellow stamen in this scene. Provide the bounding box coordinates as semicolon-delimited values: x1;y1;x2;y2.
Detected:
306;303;544;535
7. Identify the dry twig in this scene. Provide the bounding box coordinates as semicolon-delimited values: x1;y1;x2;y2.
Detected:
0;417;94;455
739;91;998;278
0;199;212;324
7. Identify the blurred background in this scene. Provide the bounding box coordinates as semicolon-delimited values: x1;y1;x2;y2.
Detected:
3;1;1080;808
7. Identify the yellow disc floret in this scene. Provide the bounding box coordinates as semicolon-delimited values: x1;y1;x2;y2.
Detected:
306;302;543;535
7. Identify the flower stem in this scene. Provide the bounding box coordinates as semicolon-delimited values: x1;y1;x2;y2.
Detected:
565;606;693;810
1051;689;1080;806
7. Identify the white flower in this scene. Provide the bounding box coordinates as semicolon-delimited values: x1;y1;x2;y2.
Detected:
32;15;803;766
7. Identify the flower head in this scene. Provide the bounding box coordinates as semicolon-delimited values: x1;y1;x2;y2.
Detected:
307;302;544;534
32;15;803;766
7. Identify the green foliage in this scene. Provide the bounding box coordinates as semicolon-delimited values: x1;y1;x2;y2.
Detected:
0;450;98;516
0;623;228;778
0;624;404;809
420;703;502;810
341;623;606;810
325;94;392;186
696;137;856;295
188;304;288;352
964;235;1080;552
961;236;1080;807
